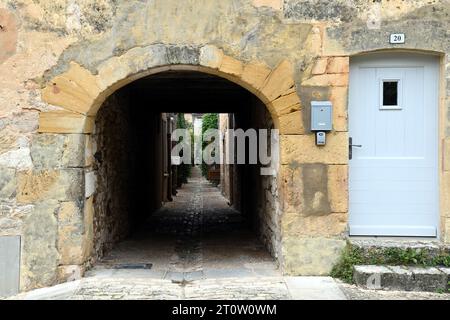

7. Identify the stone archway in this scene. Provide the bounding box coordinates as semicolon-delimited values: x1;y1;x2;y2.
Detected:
39;44;303;134
36;44;303;282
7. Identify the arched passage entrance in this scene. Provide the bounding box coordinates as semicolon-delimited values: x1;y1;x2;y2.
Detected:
88;70;280;277
37;45;300;281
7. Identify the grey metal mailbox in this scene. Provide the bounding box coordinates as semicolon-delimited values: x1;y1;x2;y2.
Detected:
311;101;332;131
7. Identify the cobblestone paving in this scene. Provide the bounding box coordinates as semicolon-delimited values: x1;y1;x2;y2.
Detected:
96;166;278;278
70;166;288;300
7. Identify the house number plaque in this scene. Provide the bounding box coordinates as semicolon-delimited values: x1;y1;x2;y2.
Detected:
390;33;405;44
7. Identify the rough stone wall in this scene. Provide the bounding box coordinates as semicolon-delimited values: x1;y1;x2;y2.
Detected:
223;97;281;260
249;97;281;260
0;0;449;291
0;2;85;293
91;90;136;261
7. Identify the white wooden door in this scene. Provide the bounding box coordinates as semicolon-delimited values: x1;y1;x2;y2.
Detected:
348;53;439;236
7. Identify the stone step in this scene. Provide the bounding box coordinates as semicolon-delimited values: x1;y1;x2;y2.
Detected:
349;239;449;258
353;265;450;292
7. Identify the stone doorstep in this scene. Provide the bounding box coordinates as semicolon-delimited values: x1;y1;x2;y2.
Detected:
349;238;448;254
353;265;450;293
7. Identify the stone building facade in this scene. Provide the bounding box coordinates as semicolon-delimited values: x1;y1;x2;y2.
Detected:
0;0;449;294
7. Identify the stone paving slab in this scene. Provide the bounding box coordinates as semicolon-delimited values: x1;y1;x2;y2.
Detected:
165;271;184;282
8;280;81;300
408;267;448;292
71;278;183;300
339;281;450;300
349;238;448;253
203;268;256;279
86;268;167;279
183;277;291;300
353;265;449;292
285;276;346;300
440;268;450;291
184;271;205;281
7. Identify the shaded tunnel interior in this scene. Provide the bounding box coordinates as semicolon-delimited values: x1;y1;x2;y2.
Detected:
91;71;280;269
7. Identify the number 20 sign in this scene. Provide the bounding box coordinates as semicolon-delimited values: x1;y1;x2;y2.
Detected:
390;33;405;44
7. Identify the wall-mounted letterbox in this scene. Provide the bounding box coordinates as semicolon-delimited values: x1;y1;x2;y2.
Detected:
311;101;332;131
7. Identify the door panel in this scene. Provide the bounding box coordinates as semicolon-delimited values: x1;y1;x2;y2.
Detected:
349;53;439;237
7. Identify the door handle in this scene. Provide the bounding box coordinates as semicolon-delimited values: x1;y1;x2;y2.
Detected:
349;137;362;160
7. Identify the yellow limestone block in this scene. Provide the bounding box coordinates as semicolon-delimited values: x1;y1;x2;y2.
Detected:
42;62;100;114
241;62;271;91
271;89;301;117
38;111;94;134
278;111;305;135
219;55;244;77
326;57;349;74
261;59;295;102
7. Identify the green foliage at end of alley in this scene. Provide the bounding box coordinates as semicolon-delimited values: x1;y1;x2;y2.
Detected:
201;113;219;178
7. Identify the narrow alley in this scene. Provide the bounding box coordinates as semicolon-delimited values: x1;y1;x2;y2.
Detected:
91;166;280;282
50;166;296;300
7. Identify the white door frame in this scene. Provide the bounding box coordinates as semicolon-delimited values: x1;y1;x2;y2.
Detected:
348;52;440;237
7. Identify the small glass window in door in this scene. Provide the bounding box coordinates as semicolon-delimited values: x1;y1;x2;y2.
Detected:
380;79;402;110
